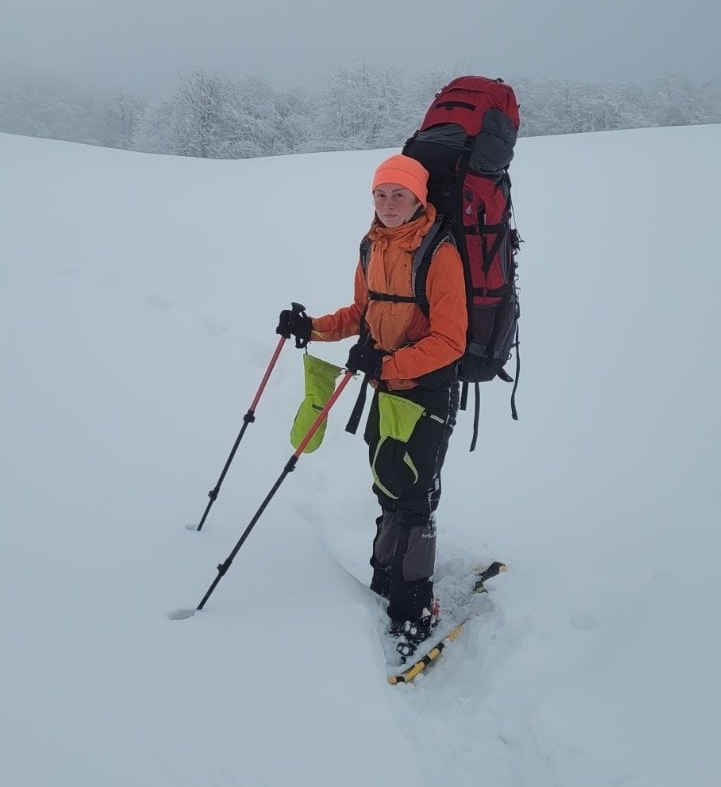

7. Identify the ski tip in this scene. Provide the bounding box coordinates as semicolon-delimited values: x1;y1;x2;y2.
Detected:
167;608;196;620
472;561;508;593
472;560;508;574
184;524;200;532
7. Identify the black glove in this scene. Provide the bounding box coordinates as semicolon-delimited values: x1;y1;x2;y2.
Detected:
346;341;385;379
276;306;312;348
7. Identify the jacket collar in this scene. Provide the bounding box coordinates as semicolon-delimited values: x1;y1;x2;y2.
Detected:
368;203;438;251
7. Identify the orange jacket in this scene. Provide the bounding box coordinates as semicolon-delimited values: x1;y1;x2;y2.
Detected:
311;205;467;390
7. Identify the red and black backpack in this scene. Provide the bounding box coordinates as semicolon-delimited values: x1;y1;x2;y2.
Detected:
351;76;522;450
404;76;522;447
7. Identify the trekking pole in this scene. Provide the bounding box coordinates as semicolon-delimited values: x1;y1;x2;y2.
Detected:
192;303;306;533
169;369;355;619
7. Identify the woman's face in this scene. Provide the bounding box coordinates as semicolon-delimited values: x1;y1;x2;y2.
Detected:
372;183;420;228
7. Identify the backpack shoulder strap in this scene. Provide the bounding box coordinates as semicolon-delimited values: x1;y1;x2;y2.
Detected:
359;235;372;274
357;234;374;339
411;218;454;317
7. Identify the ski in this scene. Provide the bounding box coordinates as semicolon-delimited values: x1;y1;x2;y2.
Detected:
387;561;506;685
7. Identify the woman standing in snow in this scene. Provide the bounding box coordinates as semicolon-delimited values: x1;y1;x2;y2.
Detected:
277;154;467;653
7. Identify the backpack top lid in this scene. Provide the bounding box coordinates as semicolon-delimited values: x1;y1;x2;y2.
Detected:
420;76;520;137
406;76;520;188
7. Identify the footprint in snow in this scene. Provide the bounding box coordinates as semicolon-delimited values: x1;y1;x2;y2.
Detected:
99;276;124;289
145;292;175;311
202;317;229;337
567;608;600;631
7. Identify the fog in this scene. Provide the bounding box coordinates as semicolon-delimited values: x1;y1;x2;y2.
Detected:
2;0;719;95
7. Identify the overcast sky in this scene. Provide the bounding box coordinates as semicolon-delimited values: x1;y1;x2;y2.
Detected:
2;0;719;96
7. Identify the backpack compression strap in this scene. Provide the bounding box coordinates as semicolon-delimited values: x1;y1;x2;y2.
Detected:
462;322;519;450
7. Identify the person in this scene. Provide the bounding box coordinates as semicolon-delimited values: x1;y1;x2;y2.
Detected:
277;154;467;652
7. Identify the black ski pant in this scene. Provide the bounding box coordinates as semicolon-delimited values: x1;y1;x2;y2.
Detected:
363;382;459;624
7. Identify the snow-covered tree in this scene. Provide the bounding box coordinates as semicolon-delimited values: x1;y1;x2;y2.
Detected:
274;87;318;154
319;64;411;151
3;68;721;156
132;97;179;154
225;75;283;158
98;93;146;149
649;74;703;127
173;69;234;157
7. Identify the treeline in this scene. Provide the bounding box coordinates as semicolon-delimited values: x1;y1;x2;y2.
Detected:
1;66;719;158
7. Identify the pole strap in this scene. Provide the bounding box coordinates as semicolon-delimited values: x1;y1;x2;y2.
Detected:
345;373;370;435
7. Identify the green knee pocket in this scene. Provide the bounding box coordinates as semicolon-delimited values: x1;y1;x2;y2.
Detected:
290;354;342;454
370;392;446;500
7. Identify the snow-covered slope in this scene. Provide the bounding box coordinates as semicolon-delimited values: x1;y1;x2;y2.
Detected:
1;125;719;787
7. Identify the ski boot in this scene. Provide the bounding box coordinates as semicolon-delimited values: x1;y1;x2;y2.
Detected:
392;598;440;662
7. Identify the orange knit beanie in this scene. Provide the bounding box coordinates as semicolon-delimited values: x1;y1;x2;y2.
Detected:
371;154;428;208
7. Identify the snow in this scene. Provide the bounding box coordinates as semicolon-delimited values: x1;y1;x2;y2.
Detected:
1;124;720;787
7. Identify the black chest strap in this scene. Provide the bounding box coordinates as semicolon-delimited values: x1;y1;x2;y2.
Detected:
359;219;449;318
